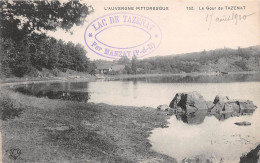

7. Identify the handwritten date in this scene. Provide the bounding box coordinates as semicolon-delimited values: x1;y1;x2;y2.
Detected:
205;12;255;30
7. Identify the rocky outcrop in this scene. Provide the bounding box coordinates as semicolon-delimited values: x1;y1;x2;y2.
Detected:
169;92;208;113
164;92;257;124
209;95;257;119
169;92;209;124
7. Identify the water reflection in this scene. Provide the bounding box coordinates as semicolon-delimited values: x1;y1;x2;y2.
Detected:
174;110;208;124
150;110;260;163
15;86;90;102
9;74;260;108
173;110;253;125
6;73;260;162
16;81;90;93
149;80;260;163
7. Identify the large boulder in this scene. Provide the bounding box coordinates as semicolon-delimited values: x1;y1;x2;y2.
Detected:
168;92;257;123
169;92;209;124
169;92;209;114
210;95;257;117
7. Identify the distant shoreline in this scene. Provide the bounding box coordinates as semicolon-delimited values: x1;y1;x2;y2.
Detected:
1;71;259;87
103;71;260;80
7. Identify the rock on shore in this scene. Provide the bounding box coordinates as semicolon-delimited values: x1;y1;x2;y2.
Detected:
169;92;257;116
210;95;256;113
168;92;209;124
162;91;257;124
209;95;257;119
169;91;208;113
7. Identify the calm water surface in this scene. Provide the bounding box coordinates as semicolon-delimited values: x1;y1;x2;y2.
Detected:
14;74;260;162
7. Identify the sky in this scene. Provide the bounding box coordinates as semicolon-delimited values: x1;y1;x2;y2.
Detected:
48;0;260;60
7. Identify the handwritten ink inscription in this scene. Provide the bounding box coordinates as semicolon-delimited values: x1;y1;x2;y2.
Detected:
205;12;255;30
185;5;255;30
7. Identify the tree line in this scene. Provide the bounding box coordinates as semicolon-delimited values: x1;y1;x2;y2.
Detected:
0;0;95;78
0;35;96;77
134;46;260;73
96;46;260;75
1;1;259;78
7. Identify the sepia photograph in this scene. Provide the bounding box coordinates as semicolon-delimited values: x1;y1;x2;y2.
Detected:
0;0;260;162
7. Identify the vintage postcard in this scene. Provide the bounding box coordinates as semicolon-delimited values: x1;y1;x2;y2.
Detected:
0;0;260;162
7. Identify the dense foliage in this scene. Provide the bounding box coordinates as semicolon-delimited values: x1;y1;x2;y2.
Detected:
95;46;260;75
0;0;94;78
0;36;94;77
136;46;260;73
0;0;91;42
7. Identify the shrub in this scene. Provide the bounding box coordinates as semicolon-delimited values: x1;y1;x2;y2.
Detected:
0;97;23;120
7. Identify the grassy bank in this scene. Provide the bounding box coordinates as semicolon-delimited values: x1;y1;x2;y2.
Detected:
0;87;176;162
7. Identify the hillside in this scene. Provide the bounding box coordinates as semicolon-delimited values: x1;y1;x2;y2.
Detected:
141;46;260;73
98;46;260;74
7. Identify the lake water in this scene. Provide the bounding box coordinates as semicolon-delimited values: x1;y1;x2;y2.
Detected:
13;73;260;162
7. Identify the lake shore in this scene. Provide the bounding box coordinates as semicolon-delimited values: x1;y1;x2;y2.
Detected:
104;71;260;80
1;71;259;86
1;75;260;162
0;76;96;87
0;87;176;162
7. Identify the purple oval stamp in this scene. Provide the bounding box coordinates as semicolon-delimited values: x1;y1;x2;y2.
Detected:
84;13;162;59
